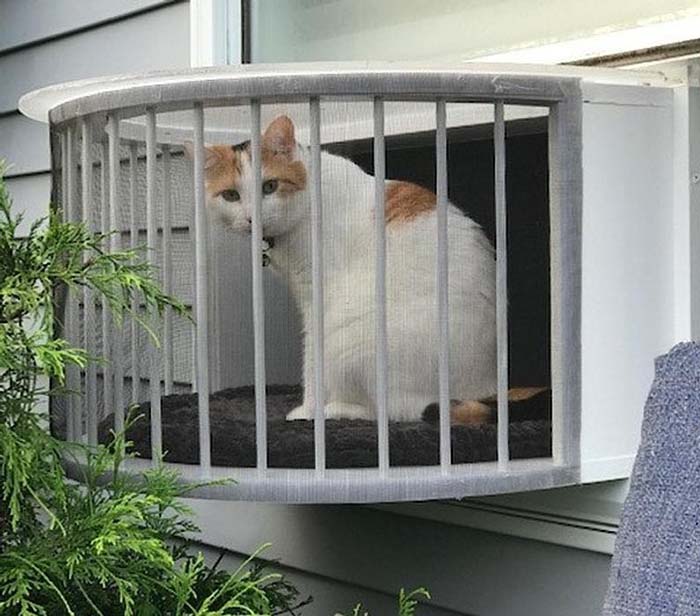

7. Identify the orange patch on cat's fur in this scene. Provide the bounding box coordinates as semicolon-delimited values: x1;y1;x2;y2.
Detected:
479;386;549;404
261;115;307;194
385;181;436;226
448;387;550;426
449;400;492;426
200;136;306;198
262;156;307;194
202;145;243;197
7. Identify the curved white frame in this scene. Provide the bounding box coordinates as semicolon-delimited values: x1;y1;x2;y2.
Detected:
26;64;582;503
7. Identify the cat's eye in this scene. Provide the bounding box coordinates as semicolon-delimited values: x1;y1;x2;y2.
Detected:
262;179;278;195
220;189;240;202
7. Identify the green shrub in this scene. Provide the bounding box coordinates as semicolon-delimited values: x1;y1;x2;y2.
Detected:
0;163;427;615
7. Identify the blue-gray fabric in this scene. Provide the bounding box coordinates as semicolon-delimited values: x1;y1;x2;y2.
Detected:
604;342;700;615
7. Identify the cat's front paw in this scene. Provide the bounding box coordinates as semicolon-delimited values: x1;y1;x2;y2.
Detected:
286;405;313;421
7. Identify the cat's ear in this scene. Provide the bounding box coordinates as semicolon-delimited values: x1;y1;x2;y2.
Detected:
183;141;224;169
263;116;296;159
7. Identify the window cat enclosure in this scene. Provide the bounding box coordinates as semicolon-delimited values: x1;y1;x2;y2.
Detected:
19;65;591;502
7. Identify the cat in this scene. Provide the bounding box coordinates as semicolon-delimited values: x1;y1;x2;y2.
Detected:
186;115;497;423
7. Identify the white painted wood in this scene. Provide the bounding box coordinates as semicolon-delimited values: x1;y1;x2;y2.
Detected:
161;144;175;394
493;101;509;467
579;84;675;481
64;128;79;441
19;63;674;124
309;97;326;472
435;99;451;471
688;79;700;341
108;114;126;432
193;102;212;472
189;0;228;67
223;0;243;65
128;143;141;404
672;76;692;341
373;97;389;473
250;100;268;473
81;119;98;445
100;142;113;423
145;108;162;459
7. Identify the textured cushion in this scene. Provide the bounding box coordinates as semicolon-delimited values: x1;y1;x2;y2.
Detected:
604;342;700;615
99;384;551;468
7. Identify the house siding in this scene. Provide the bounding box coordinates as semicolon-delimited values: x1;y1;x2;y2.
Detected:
0;0;189;223
188;499;611;616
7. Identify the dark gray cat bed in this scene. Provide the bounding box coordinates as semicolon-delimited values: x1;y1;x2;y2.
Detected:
99;385;551;468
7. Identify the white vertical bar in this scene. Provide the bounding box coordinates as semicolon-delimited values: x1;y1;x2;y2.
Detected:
549;103;564;466
250;100;268;473
65;126;79;441
162;144;174;395
494;101;510;466
373;97;389;473
61;132;68;208
213;228;221;391
207;223;221;391
145;108;162;460
190;163;198;394
193;102;211;472
129;143;140;405
60;131;71;441
435;99;451;471
309;97;326;472
107;114;125;434
100;141;113;424
81;119;98;446
191;311;198;392
60;132;69;441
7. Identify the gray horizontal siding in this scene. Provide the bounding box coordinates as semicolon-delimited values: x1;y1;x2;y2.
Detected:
4;174;52;235
0;0;183;54
0;112;50;175
195;542;463;616
2;0;190;237
189;500;611;616
0;1;190;114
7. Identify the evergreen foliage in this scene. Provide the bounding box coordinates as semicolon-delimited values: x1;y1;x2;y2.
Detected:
0;164;426;615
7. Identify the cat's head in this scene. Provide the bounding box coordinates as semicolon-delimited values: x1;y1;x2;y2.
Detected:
185;115;307;237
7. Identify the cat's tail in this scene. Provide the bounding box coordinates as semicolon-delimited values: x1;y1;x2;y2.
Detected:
422;387;550;426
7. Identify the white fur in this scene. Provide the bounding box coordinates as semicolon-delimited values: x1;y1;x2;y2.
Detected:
207;142;497;422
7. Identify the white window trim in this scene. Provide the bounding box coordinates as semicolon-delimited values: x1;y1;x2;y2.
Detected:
190;0;242;67
189;4;700;68
468;15;700;65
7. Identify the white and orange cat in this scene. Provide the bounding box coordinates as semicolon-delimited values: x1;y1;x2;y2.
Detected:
188;116;496;423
